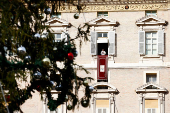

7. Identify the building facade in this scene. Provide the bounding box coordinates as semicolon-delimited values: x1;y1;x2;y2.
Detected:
20;0;170;113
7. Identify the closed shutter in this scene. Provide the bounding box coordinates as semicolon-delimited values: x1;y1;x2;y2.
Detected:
61;32;67;42
157;30;164;55
91;31;97;55
108;31;115;55
139;31;145;55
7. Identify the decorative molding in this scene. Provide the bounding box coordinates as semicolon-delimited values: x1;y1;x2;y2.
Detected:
58;3;168;12
136;15;167;26
136;82;168;93
88;15;117;26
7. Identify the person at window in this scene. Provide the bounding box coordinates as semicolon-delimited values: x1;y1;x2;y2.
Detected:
101;49;106;55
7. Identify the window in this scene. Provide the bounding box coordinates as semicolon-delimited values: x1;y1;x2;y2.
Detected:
51;12;61;18
145;100;158;113
146;11;157;16
96;100;109;113
98;32;107;38
145;32;157;55
146;108;156;113
97;108;109;113
97;32;108;55
146;73;157;83
144;71;159;84
54;34;61;42
139;30;164;56
97;12;108;17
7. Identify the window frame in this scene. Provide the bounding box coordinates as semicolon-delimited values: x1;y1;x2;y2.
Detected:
145;32;158;55
53;33;62;42
97;12;108;17
143;71;159;84
51;12;61;18
145;10;157;17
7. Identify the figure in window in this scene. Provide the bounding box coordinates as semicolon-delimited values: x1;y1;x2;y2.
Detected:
101;49;106;55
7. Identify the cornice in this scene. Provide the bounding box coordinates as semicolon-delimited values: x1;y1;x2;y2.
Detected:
58;2;168;12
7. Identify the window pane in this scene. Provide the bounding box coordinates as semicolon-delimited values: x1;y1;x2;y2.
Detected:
152;38;157;43
146;76;151;83
98;33;102;37
152;44;157;49
146;44;151;49
152;32;157;37
98;109;102;113
146;50;152;55
103;109;107;113
103;33;107;37
146;33;151;38
152;76;157;82
146;39;151;43
57;34;61;38
147;109;151;113
152;49;157;55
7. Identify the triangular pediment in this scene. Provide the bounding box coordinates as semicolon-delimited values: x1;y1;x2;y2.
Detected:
136;82;167;93
45;17;69;26
88;15;118;26
136;15;167;25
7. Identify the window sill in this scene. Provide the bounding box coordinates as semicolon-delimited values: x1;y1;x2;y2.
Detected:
142;55;160;58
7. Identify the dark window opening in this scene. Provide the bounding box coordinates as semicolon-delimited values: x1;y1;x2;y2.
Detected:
96;85;108;89
98;43;108;55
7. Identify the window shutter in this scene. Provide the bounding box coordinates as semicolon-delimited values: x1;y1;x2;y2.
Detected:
91;31;97;55
108;31;115;55
61;32;67;42
158;30;164;55
139;31;145;55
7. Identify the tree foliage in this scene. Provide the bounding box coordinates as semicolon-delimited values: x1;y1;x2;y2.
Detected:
0;0;92;112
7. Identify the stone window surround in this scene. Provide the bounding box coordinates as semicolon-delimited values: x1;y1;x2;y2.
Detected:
138;93;165;113
143;71;159;84
139;25;164;59
91;83;118;113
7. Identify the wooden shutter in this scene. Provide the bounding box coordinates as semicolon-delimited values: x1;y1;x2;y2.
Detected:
108;31;115;55
91;31;97;55
158;30;164;55
139;31;145;55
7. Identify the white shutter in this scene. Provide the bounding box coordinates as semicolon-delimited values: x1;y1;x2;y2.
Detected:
108;31;115;55
139;31;145;55
157;30;164;55
91;31;97;55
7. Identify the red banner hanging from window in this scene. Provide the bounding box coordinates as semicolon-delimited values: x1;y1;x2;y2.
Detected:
97;55;108;80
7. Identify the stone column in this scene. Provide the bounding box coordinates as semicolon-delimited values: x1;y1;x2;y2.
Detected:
109;93;115;113
139;93;143;113
92;94;96;113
